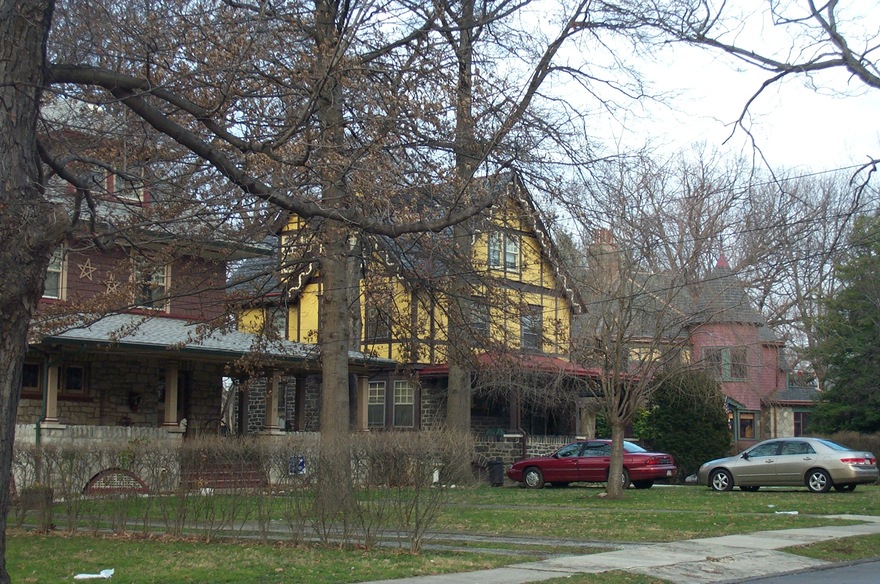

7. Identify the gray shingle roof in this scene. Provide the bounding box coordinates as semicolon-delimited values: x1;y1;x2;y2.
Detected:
768;385;819;405
692;257;766;326
35;313;392;368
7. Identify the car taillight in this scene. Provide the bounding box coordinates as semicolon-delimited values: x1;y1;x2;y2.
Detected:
840;457;876;465
645;456;669;465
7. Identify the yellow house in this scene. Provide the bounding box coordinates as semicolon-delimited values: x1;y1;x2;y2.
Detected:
239;173;590;436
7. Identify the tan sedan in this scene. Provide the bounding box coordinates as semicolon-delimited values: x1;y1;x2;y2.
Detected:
696;437;878;493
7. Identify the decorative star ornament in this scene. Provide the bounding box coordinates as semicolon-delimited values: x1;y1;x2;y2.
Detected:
78;258;97;280
105;273;120;293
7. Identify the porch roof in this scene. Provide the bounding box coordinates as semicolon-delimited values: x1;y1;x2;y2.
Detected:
31;313;395;372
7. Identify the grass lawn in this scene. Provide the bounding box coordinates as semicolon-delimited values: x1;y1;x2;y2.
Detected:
7;483;880;583
7;532;515;584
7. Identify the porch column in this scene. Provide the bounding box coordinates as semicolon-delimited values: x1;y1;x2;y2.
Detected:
162;362;183;431
263;371;281;432
508;393;521;433
578;398;597;439
41;364;63;428
355;375;369;431
293;374;306;431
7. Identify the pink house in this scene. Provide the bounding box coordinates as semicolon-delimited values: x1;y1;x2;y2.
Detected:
689;256;790;447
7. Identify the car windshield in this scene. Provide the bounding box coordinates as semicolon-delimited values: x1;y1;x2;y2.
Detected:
623;441;647;453
816;439;851;451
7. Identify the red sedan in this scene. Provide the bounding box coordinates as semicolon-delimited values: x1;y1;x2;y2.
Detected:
506;439;677;489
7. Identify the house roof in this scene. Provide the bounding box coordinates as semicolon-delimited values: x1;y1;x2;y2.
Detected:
31;313;393;372
259;171;585;312
692;256;768;326
767;385;820;406
227;236;285;299
419;352;601;378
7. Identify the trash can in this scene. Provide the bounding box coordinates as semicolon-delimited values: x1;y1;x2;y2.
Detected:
488;458;505;487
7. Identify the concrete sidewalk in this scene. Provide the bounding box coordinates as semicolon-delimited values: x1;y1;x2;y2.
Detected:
358;515;880;584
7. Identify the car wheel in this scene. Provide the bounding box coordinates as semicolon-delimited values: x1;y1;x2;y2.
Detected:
606;469;631;489
740;486;760;492
833;483;857;492
806;469;832;493
709;469;734;491
632;480;654;489
523;467;545;489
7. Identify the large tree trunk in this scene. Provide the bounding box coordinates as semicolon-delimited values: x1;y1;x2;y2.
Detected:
605;419;627;499
445;0;477;436
313;0;355;514
0;0;64;580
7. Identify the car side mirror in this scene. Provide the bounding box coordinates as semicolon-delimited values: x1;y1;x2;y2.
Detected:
741;452;750;460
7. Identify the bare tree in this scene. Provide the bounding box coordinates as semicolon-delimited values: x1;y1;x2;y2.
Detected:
651;0;880;179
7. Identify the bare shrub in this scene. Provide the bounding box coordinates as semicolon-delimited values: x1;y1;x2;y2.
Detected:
265;435;318;545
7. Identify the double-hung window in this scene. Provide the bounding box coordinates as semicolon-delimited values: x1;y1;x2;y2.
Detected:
368;381;386;428
44;248;65;299
471;297;489;337
393;381;415;428
521;305;542;350
365;304;392;340
134;260;169;311
703;346;748;381
488;232;520;272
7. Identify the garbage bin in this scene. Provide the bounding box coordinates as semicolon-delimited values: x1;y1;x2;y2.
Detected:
488;458;505;487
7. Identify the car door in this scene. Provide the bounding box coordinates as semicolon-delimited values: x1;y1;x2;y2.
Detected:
541;442;584;483
775;440;817;485
578;441;612;482
734;442;780;485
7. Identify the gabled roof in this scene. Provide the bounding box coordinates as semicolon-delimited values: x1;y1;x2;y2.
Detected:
227;236;285;300
243;171;584;311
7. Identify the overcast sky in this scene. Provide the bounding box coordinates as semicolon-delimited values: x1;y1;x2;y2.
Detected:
619;43;880;174
561;1;880;176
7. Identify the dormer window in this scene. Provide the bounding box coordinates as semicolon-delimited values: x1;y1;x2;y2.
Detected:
488;232;520;272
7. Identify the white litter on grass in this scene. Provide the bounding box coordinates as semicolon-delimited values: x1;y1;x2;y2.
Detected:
774;511;799;515
73;568;114;580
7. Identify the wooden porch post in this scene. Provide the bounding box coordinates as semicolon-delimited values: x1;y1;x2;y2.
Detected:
162;362;182;431
293;374;306;431
41;364;62;427
508;393;521;433
263;371;281;432
355;375;368;431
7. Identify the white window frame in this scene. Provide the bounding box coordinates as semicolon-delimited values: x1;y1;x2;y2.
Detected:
368;381;386;428
393;380;415;428
43;248;66;299
134;261;170;311
521;305;542;350
488;232;520;272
